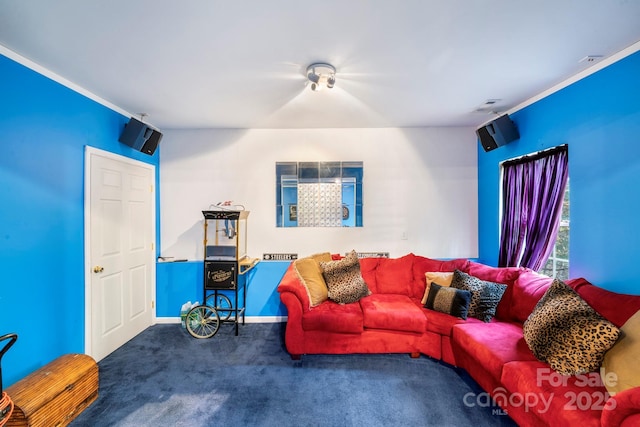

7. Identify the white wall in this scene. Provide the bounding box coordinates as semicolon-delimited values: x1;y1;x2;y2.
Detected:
159;127;478;260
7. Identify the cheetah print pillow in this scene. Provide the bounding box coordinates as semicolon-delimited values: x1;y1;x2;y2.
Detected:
523;279;620;375
320;250;371;304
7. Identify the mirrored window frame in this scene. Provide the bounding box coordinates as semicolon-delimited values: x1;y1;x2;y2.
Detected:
276;161;363;227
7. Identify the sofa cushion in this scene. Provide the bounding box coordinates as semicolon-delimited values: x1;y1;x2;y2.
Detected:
293;252;333;308
509;270;553;323
301;300;364;334
424;283;471;320
602;309;640;395
450;270;507;322
421;271;454;304
523;279;620;375
359;294;426;334
423;309;482;336
375;253;415;295
452;322;537;386
321;250;371;304
501;360;606;427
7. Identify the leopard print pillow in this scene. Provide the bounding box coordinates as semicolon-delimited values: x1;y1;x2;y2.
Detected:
523;279;620;375
320;250;371;304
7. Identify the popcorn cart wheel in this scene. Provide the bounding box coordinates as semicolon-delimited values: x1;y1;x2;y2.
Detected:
185;305;220;339
185;293;233;338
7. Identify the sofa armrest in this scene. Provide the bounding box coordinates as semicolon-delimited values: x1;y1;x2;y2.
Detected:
277;263;310;311
277;264;308;358
279;291;305;358
602;387;640;427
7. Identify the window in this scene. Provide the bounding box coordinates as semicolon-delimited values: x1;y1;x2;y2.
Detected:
275;161;363;227
540;179;569;280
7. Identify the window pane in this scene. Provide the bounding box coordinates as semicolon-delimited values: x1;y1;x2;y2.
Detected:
561;179;570;222
276;162;297;182
299;162;319;180
555;261;569;281
342;180;356;227
319;161;341;179
342;162;364;180
555;226;569;259
540;258;554;277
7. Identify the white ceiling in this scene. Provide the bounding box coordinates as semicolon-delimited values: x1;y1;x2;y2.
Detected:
1;0;639;130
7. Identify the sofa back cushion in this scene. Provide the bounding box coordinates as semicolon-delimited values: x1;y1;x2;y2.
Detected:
465;262;524;285
358;257;380;293
411;256;470;300
375;253;415;295
466;262;525;321
509;270;554;323
567;277;640;327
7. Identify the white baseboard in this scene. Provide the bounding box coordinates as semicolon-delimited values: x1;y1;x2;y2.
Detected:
245;316;288;323
155;317;181;324
154;316;287;324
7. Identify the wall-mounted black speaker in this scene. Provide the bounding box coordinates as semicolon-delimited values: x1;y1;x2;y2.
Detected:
476;114;519;152
118;117;163;155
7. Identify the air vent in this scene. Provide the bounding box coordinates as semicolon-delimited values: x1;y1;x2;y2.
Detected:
579;55;603;63
474;99;502;114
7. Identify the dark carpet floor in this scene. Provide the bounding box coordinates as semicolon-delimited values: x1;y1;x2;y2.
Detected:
70;323;517;427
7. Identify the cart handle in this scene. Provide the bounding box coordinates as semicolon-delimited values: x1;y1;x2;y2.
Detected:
238;257;259;275
0;334;17;362
0;333;18;395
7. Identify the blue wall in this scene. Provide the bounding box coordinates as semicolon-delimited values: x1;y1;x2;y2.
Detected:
477;51;640;295
156;261;289;318
0;54;160;386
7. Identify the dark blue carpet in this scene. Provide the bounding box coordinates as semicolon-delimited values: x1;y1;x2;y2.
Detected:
71;323;517;426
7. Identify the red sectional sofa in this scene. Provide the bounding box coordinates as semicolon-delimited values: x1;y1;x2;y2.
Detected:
277;253;640;427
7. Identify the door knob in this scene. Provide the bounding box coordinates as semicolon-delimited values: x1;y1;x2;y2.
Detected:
93;266;104;273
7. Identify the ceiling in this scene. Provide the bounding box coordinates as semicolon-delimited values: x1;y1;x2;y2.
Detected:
1;0;639;130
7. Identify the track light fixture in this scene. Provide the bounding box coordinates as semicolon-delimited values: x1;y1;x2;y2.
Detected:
306;63;336;91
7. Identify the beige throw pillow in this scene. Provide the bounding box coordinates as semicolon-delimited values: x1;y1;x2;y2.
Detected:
602;309;640;395
421;272;454;305
293;252;333;308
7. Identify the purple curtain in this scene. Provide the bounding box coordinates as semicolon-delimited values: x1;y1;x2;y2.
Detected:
498;146;568;270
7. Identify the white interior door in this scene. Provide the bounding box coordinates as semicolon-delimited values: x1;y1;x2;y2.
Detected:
85;147;155;361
